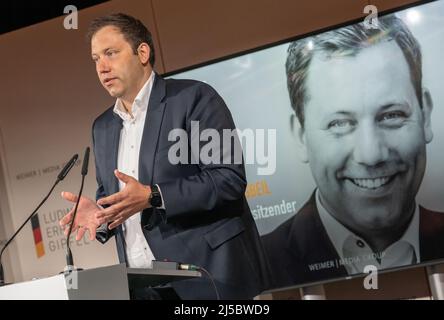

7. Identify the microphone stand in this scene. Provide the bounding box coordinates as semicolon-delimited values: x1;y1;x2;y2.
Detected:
0;154;78;286
64;147;89;274
64;177;85;273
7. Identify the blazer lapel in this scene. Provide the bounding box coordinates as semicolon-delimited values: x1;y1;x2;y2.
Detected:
105;112;122;195
419;206;444;261
139;74;167;186
102;111;126;261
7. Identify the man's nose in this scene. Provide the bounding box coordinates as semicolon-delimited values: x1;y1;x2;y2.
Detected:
97;58;110;74
352;122;389;166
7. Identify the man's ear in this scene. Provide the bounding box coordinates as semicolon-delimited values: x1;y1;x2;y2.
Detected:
290;114;309;163
422;88;433;144
137;43;151;66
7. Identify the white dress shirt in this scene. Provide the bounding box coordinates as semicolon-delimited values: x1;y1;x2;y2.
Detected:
113;71;156;268
316;189;420;274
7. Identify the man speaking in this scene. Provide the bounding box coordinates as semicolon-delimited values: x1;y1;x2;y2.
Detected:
59;13;270;299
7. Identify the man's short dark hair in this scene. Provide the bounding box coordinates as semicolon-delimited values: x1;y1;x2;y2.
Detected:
286;15;422;128
87;13;155;67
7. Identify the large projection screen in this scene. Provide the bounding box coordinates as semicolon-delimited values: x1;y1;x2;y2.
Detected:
169;0;444;289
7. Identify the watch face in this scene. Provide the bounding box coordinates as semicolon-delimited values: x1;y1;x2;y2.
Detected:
150;192;162;207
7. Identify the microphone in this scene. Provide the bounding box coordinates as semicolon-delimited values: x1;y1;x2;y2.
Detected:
0;153;78;286
64;147;89;273
58;154;78;181
81;147;90;176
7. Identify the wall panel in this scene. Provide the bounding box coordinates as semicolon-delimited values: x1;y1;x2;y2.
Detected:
152;0;367;73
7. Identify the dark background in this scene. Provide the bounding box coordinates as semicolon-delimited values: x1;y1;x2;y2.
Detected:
0;0;108;35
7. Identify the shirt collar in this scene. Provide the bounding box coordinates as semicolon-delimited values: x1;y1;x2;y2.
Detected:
316;189;420;266
113;71;155;122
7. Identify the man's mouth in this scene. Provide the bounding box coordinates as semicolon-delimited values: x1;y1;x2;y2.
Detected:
349;175;395;189
103;77;117;85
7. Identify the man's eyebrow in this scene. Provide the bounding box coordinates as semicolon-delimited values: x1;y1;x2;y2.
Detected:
378;101;410;112
91;47;113;57
328;111;356;117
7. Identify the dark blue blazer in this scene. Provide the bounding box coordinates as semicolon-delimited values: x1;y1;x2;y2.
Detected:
92;74;270;299
262;191;444;290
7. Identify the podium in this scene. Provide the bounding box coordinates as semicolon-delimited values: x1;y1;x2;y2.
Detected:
0;264;201;300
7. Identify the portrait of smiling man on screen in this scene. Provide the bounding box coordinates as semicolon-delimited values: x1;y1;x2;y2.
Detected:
262;15;444;288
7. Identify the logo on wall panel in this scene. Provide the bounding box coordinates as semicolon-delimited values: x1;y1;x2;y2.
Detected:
30;214;45;258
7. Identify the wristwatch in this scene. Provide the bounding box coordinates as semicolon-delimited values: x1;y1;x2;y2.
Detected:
149;184;163;208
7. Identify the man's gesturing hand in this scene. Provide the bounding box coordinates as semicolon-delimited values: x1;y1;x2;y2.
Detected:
59;192;103;241
96;170;151;230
